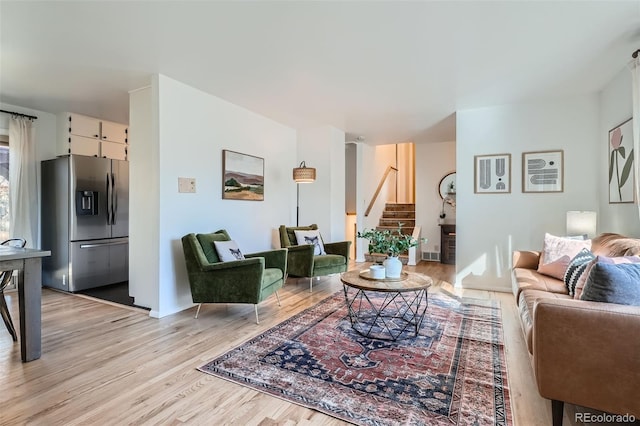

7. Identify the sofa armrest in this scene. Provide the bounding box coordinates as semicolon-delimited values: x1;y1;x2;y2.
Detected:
512;250;540;270
324;241;351;260
246;248;288;276
533;298;640;416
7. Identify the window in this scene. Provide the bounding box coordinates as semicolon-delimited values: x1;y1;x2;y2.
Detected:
0;134;8;242
0;134;12;290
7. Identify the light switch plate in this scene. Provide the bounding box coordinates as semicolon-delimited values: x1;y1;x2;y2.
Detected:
178;177;196;193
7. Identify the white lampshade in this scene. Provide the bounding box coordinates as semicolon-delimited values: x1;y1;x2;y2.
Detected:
566;211;597;238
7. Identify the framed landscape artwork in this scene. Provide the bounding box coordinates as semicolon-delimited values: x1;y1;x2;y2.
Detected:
609;117;634;204
474;153;511;194
222;150;264;201
522;150;564;193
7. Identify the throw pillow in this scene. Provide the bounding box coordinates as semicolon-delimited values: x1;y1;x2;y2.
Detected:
580;263;640;305
573;255;640;299
563;248;595;296
213;240;246;262
537;233;592;280
294;229;326;255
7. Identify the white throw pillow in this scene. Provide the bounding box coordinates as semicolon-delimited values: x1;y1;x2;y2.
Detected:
294;229;326;255
537;233;591;280
213;240;246;262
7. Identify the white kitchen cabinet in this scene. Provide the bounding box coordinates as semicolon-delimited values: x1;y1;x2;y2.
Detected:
57;112;128;160
100;120;127;144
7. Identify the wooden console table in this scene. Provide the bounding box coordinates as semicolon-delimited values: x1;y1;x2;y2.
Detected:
0;246;51;362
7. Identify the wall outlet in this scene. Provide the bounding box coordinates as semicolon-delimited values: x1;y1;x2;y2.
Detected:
434;244;439;251
178;177;196;193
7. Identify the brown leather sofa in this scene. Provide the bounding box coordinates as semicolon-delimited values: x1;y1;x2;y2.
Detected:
511;234;640;426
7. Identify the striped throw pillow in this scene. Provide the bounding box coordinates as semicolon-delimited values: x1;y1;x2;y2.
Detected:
563;248;595;296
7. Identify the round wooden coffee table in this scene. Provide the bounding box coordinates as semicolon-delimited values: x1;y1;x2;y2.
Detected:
340;269;432;341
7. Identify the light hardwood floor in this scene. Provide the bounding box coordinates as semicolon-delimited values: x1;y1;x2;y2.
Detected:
0;262;578;425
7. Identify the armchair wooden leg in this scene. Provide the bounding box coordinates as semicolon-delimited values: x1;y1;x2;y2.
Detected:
254;305;259;325
194;303;202;319
309;277;313;293
551;400;564;426
275;291;281;307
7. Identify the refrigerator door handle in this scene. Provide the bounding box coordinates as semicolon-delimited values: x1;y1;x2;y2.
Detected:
80;240;128;249
106;173;112;225
112;173;117;225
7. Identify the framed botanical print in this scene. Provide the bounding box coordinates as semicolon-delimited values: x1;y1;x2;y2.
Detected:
222;150;264;201
609;118;634;203
474;153;511;194
522;150;564;193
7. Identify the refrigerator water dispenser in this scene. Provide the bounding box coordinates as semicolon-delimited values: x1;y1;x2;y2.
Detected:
76;190;99;215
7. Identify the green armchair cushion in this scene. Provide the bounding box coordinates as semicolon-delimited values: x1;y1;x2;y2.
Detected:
196;230;231;263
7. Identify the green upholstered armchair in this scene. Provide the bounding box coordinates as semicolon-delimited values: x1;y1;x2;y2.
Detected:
181;230;287;324
278;224;351;292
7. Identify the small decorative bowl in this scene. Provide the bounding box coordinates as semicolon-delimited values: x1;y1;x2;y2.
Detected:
369;264;386;279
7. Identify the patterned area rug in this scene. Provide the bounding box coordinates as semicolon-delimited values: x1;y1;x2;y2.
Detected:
198;291;512;425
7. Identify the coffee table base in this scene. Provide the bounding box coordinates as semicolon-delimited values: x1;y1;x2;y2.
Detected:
342;285;429;341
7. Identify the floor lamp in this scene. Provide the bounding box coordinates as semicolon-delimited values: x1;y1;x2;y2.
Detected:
293;161;316;226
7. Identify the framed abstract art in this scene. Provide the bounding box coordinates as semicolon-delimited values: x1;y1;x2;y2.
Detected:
474;153;511;194
608;118;634;204
522;150;564;193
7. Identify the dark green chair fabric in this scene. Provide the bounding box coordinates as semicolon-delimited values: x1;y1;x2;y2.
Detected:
278;224;351;291
181;230;287;324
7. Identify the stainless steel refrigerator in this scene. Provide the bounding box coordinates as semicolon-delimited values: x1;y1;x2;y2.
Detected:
41;155;129;292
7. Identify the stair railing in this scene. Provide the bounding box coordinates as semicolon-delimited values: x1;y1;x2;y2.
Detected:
364;166;398;217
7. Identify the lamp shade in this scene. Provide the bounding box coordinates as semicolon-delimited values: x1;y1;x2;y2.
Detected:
293;161;316;183
566;211;597;238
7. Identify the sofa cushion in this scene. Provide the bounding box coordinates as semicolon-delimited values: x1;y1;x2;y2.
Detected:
563;248;596;296
538;233;592;280
581;263;640;305
513;267;568;304
574;255;640;299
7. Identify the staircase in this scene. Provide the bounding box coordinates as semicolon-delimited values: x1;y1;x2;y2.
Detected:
376;203;415;235
366;203;416;264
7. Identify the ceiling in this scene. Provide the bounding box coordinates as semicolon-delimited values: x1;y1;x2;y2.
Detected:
1;1;639;145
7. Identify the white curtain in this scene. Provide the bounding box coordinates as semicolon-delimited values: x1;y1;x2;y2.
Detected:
9;117;37;248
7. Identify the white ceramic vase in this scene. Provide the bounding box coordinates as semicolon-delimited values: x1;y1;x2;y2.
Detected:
383;256;402;278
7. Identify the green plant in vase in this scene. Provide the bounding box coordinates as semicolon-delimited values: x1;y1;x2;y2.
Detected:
357;224;425;278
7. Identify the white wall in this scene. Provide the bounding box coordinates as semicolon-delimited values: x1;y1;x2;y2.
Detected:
361;144;397;232
297;126;346;242
0;103;57;248
128;84;159;310
599;67;639;237
456;95;600;291
130;74;297;317
415;141;456;255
